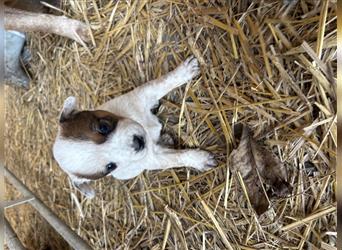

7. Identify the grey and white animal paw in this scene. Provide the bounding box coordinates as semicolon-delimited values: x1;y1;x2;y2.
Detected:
176;56;200;81
187;149;217;171
73;181;95;199
159;132;175;147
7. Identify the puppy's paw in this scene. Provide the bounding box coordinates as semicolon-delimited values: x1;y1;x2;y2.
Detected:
72;180;95;199
177;56;200;80
159;132;175;147
188;149;217;171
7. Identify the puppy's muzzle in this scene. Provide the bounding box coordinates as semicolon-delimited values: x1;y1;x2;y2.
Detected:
132;135;145;152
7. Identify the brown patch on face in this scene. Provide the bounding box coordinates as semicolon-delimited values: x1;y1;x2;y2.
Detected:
60;110;121;144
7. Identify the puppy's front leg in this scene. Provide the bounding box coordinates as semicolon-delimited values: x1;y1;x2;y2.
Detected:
134;56;200;108
99;56;200;115
148;148;217;172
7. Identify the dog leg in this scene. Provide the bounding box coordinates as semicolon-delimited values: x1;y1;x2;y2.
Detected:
148;148;217;172
158;132;175;147
100;56;200;114
72;179;95;198
134;56;200;108
5;6;90;44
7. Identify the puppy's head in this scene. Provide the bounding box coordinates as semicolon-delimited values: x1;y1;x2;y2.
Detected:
53;96;148;190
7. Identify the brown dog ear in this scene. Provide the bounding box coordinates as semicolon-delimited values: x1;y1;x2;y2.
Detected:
59;96;77;123
72;179;95;198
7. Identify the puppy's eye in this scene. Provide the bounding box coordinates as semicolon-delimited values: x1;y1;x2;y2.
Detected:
98;123;110;134
96;119;112;135
106;162;117;172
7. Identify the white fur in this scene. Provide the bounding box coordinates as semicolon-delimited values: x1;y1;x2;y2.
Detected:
53;56;217;198
61;96;77;116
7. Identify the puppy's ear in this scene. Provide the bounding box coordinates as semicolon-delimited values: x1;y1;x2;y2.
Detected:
60;96;77;123
72;179;95;199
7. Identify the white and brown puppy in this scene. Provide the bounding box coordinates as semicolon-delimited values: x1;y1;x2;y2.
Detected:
53;56;217;198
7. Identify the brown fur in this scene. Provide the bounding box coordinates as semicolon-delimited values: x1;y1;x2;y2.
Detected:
60;110;121;144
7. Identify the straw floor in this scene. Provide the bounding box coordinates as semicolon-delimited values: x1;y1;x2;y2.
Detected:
5;0;337;249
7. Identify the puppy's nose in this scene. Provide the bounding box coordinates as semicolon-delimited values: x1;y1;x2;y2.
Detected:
132;135;145;152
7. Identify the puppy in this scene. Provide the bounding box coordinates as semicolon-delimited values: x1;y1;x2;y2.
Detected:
53;56;217;198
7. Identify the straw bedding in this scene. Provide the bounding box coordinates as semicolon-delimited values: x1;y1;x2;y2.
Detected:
5;0;336;249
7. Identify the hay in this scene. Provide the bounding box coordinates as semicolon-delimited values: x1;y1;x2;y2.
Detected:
5;0;336;249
